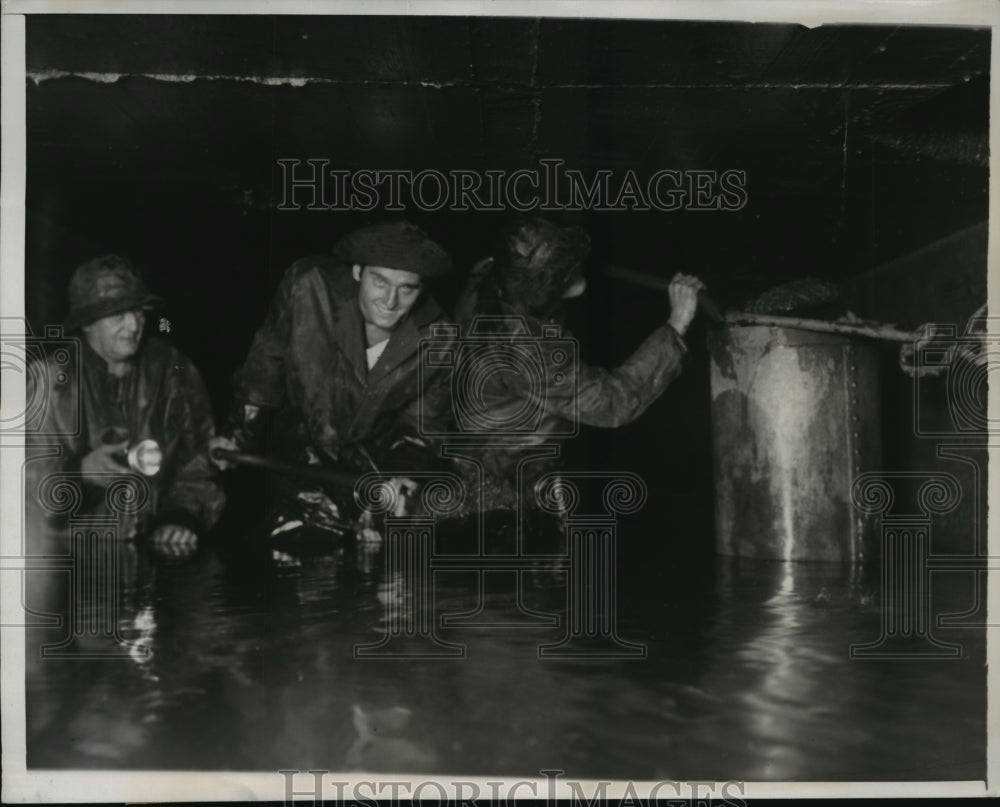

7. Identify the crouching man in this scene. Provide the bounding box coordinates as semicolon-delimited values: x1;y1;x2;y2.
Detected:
210;221;454;543
26;255;225;555
451;216;706;523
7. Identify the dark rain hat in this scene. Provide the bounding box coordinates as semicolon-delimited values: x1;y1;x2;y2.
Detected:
64;255;163;332
333;221;452;278
495;217;591;315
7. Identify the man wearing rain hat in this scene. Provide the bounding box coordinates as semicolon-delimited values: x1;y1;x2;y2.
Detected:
26;255;225;553
210;220;454;541
451;216;706;517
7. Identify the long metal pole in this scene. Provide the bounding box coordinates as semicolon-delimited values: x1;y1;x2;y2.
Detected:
722;312;920;343
600;264;921;343
210;447;359;488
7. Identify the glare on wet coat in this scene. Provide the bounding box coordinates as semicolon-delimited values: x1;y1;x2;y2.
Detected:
451;257;690;512
26;337;225;537
228;256;452;505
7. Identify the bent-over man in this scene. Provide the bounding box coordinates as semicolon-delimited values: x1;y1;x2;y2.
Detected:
210;220;454;540
26;255;225;554
451;216;706;517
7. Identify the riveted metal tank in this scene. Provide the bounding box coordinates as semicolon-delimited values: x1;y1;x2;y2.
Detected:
708;325;882;562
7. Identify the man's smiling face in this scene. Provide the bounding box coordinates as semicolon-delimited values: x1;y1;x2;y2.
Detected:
353;264;424;332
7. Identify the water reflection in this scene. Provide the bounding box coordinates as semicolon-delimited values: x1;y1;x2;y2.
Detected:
23;530;985;780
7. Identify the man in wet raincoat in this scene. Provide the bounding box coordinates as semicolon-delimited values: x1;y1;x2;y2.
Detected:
26;255;225;553
450;217;706;517
210;221;453;539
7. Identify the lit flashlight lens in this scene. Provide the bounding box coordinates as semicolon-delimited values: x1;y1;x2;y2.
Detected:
128;439;162;476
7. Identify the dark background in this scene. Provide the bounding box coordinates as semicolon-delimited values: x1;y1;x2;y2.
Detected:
24;16;990;552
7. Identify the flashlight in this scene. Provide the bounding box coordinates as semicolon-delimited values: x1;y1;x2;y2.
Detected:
127;439;162;476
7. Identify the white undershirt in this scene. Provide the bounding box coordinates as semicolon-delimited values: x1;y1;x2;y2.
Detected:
366;338;389;370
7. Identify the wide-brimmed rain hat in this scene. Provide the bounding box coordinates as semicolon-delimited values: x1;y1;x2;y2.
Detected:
333;220;452;278
494;217;591;315
64;254;163;332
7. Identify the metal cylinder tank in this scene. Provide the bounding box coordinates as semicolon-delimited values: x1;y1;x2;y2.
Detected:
708;325;882;562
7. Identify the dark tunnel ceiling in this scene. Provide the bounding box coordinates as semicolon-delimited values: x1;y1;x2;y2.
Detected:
26;16;989;89
25;16;990;288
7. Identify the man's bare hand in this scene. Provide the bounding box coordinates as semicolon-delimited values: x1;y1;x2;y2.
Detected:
667;273;707;336
150;524;198;557
388;476;418;517
81;441;129;485
208;435;239;470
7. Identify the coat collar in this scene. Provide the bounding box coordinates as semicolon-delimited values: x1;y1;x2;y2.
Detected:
367;287;443;386
325;268;368;386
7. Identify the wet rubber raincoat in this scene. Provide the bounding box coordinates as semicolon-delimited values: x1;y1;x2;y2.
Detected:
227;256;452;530
451;257;690;513
26;336;225;538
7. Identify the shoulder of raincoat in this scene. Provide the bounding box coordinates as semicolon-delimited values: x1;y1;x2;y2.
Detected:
228;255;455;478
25;335;225;537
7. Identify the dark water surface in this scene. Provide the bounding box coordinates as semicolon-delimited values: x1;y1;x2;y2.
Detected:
25;521;986;782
